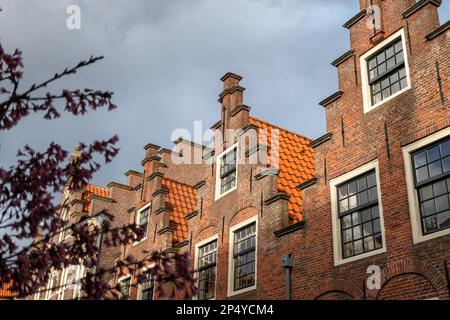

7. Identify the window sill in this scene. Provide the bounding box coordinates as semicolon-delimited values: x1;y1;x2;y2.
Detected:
364;85;411;114
133;237;148;246
214;186;237;201
413;227;450;244
334;246;386;266
227;285;256;298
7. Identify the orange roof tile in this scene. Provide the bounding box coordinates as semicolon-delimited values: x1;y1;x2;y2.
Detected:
249;117;315;224
81;184;110;212
162;178;197;246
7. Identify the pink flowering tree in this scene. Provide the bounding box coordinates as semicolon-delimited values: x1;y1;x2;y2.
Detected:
0;42;195;299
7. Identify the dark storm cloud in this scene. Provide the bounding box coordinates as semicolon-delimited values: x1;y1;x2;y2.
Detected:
0;0;449;186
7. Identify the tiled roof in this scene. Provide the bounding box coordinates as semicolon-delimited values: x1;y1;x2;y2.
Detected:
81;184;110;212
162;178;197;245
249;117;315;223
0;281;14;300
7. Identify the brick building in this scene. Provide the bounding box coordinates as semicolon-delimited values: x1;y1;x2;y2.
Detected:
34;0;449;300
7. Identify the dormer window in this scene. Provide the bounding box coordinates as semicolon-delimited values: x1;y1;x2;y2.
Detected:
361;29;411;113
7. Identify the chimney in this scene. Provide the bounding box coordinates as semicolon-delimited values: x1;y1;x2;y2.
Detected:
141;143;162;202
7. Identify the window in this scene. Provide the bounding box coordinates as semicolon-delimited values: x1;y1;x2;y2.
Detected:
361;29;411;113
134;203;150;244
138;272;154;300
58;209;70;243
330;160;386;265
72;264;85;300
215;144;238;200
337;171;383;259
228;217;257;296
197;239;217;300
403;129;450;243
44;273;56;300
118;277;131;300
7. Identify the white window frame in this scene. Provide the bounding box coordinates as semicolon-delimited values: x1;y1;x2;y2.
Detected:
330;160;387;266
58;208;71;244
402;127;450;244
360;28;411;113
215;143;239;201
136;263;156;300
44;272;56;300
72;264;85;300
227;216;258;297
57;267;70;300
133;202;151;246
194;234;219;300
117;275;132;300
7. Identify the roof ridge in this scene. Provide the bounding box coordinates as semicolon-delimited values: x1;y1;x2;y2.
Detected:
86;183;108;191
249;116;313;142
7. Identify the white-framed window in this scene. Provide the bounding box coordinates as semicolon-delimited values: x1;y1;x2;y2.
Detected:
44;272;56;300
137;266;155;300
118;276;132;300
330;160;387;266
215;143;238;200
57;267;70;300
194;235;218;300
58;208;71;243
402;127;450;244
360;28;411;113
133;202;151;245
72;264;85;300
228;216;257;297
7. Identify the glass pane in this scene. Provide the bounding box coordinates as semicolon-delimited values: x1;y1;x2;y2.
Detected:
358;191;368;205
358;177;367;191
429;161;443;178
342;215;352;229
372;82;381;94
363;222;373;236
387;57;395;69
422;199;436;216
416;166;429;183
400;77;408;89
353;226;362;240
437;211;450;230
394;41;403;53
368;58;377;70
364;236;374;251
373;93;382;105
352;212;360;225
382;88;390;99
368;187;378;201
443;157;450;173
354;240;363;255
343;243;353;258
391;82;400;95
348;182;357;196
338;186;348;200
339;199;349;213
427;146;441;162
420;185;434;201
423;216;438;234
435;195;449;213
378;63;387;75
413;151;427;168
362;209;372;222
399;67;406;79
373;219;381;233
374;234;383;249
349;195;358;210
386;46;395;58
433;180;447;196
367;173;376;188
372;206;380;218
381;78;390;89
343;229;352;243
376;52;385;64
441;139;450;157
395;52;404;64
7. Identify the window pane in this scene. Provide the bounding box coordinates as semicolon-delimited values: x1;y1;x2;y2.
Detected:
364;236;374;251
427;146;441;163
358;191;368;205
443;157;450;173
352;212;360;225
423;216;438;234
441;140;450;157
354;240;363;255
429;161;443;178
435;195;449;213
342;215;352;229
420;185;434;201
367;173;377;188
414;151;427;168
362;209;372;222
416;166;429;183
338;185;348;199
342;228;352;243
437;211;450;230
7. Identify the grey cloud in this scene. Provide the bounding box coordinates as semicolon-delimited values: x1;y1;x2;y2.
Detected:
0;0;449;187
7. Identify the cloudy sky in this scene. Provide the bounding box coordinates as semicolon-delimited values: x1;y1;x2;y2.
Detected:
1;0;449;187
